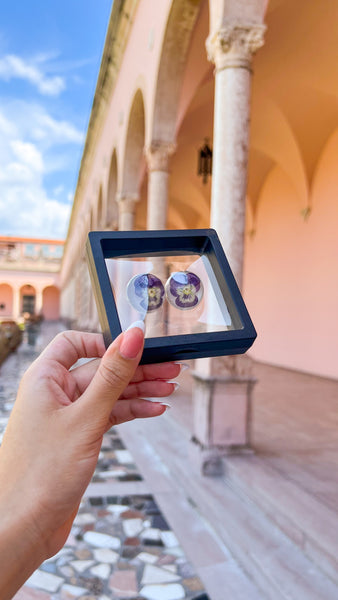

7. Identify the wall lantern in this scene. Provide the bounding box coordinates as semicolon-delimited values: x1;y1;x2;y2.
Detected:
197;139;213;184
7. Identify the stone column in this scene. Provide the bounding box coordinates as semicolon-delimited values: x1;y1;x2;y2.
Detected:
207;24;265;287
145;142;176;230
12;288;20;320
117;193;139;231
190;24;265;474
35;288;43;316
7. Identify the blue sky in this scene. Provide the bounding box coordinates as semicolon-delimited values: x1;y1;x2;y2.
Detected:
0;1;112;240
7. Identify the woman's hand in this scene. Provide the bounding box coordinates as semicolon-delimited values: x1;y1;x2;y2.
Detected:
0;324;180;599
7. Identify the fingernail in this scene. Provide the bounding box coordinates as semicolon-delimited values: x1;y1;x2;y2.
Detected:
143;398;172;409
120;325;144;359
160;402;172;409
168;381;180;392
174;362;190;372
126;320;145;333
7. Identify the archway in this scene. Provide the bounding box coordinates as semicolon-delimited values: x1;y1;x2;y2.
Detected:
121;89;146;195
151;0;203;144
20;284;36;316
106;150;118;229
96;186;103;229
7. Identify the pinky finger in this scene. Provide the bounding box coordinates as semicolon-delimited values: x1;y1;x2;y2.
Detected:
106;398;168;429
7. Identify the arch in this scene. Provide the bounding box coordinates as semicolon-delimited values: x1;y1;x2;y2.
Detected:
42;286;60;320
151;0;203;144
0;283;13;318
121;89;146;194
96;186;103;229
89;206;95;232
106;150;118;228
20;284;36;316
310;125;338;206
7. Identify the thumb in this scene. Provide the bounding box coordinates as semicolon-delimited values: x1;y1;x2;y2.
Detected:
77;322;145;425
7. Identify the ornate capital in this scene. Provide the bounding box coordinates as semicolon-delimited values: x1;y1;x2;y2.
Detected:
145;141;176;172
116;192;139;214
206;24;266;71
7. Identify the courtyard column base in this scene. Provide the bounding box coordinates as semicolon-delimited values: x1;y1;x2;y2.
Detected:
191;356;256;476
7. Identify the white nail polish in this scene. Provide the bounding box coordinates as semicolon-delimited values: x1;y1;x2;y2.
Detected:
167;380;180;389
174;362;190;372
160;401;172;409
168;381;180;391
143;398;172;409
126;320;145;333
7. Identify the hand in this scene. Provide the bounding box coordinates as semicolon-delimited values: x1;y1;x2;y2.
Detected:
0;325;180;599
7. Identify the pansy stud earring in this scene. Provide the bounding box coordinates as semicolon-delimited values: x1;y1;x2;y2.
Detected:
127;273;165;312
165;271;203;310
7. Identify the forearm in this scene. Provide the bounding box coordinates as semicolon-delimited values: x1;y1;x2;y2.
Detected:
0;480;46;599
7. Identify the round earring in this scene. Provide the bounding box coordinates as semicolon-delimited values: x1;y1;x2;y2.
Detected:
165;271;203;310
127;273;165;312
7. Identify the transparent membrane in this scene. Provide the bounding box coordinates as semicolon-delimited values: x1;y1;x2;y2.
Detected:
105;253;243;338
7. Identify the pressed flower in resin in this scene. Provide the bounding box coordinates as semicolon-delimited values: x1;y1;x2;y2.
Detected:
166;271;203;310
127;273;165;312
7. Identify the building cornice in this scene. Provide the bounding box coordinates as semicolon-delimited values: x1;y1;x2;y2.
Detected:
62;0;140;282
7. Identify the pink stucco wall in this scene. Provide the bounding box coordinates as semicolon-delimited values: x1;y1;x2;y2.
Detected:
244;129;338;379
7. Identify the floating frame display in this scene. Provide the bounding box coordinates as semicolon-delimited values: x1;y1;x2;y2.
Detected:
86;229;257;364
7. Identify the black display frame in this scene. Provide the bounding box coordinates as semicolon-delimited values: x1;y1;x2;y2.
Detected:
86;229;257;364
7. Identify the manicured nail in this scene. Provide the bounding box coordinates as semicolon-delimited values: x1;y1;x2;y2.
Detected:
174;362;190;372
120;324;144;359
160;402;172;409
126;320;145;333
143;398;172;409
168;381;180;392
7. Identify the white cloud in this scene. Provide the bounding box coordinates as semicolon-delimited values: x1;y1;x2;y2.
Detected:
0;102;81;239
0;54;65;95
33;113;84;144
10;140;44;172
0;188;71;239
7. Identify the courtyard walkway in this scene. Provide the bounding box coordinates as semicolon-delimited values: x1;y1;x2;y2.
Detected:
1;322;337;599
0;322;209;600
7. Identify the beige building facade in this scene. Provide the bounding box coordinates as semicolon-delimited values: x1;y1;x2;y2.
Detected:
61;0;338;381
0;237;63;321
60;0;338;390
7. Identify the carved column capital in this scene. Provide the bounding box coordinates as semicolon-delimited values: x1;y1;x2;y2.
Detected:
116;192;139;214
145;141;176;172
206;24;266;71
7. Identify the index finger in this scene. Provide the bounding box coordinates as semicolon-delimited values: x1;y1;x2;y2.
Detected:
38;331;107;370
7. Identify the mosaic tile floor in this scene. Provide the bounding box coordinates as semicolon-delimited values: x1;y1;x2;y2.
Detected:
1;335;210;600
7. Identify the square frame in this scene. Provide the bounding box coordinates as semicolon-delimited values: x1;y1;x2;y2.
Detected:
86;229;257;364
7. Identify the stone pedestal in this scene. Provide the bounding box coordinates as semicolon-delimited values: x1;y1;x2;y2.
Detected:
191;355;256;475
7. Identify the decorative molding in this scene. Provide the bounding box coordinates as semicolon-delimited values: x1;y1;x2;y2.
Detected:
206;24;266;71
145;141;176;172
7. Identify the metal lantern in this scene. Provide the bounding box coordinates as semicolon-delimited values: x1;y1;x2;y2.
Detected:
198;140;213;184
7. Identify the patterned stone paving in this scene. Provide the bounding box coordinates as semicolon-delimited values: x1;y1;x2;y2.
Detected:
16;495;209;600
1;329;210;600
93;432;143;484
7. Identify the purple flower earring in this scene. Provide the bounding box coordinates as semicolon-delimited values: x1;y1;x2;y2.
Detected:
127;273;165;312
165;271;203;310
